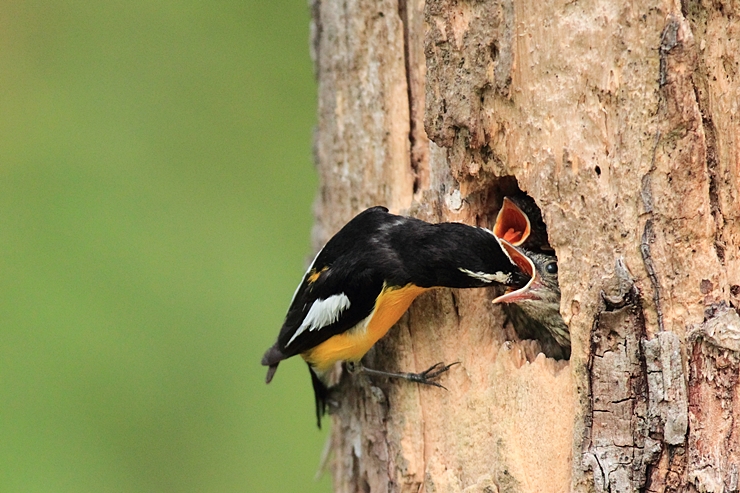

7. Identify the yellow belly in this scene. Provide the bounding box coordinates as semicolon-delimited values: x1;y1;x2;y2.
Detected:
302;284;429;372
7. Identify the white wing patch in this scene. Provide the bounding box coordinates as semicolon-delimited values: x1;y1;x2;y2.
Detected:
458;267;511;284
286;293;351;347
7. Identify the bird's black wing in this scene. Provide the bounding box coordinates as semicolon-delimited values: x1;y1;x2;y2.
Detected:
263;206;401;367
275;257;385;359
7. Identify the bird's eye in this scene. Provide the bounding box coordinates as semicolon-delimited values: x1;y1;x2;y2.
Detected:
545;261;558;274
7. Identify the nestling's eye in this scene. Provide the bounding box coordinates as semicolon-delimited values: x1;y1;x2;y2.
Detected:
545;261;558;274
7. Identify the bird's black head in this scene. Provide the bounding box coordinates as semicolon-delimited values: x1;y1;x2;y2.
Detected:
380;220;535;290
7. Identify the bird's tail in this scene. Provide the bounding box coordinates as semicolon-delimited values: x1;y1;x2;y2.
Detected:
261;343;285;384
309;367;331;429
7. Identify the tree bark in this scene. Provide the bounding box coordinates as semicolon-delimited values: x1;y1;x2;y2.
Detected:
310;0;740;491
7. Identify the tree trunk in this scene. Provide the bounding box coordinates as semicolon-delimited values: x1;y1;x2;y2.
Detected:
310;0;740;491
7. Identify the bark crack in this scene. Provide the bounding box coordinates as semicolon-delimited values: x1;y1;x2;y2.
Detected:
659;18;680;88
690;73;726;265
641;219;665;333
398;0;421;195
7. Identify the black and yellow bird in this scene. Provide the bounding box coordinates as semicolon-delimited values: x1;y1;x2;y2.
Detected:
491;196;570;359
262;206;529;427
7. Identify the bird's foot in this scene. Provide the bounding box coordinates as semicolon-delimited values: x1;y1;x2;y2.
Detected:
345;361;361;375
398;361;461;389
356;361;460;389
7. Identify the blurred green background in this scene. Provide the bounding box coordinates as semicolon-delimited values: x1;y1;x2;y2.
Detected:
0;1;330;492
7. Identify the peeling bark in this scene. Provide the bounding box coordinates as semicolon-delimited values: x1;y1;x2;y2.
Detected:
585;280;653;493
309;0;740;491
686;303;740;493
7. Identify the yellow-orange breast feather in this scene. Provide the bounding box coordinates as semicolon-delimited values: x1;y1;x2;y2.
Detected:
302;284;429;372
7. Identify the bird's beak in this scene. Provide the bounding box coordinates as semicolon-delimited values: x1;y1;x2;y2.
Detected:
493;197;531;246
493;240;543;303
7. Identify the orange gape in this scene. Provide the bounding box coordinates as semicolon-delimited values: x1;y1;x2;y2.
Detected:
303;284;429;372
493;197;531;246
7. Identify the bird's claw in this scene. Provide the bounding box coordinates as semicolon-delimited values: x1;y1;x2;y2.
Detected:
403;361;460;389
345;361;360;375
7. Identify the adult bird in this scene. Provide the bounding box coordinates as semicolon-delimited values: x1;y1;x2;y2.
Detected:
492;196;571;360
262;206;529;427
